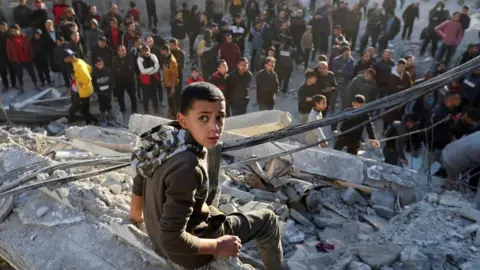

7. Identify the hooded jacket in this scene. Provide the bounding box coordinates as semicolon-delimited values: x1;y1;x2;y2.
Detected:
85;20;104;50
6;34;34;63
348;75;374;103
91;66;114;96
160;54;179;88
91;45;114;68
72;58;93;98
131;122;225;270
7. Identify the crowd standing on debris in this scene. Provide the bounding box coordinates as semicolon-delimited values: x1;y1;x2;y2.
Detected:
1;0;480;268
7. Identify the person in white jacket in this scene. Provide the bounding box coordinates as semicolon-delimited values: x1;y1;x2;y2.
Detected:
305;94;329;148
137;46;160;114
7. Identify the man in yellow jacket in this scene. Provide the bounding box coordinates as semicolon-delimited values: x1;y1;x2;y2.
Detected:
64;49;98;125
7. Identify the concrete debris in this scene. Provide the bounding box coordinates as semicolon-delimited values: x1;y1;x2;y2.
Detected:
366;166;381;181
342;187;368;206
400;247;431;270
265;158;291;180
460;260;480;270
370;190;396;210
250;189;277;201
475;229;480;247
238;201;274;213
439;190;471;208
349;261;372;270
357;243;402;268
424;192;440;204
290;209;315;229
372;205;395;220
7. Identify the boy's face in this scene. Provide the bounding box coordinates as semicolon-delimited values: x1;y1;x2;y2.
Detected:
267;51;275;57
95;61;104;70
307;76;317;84
178;100;226;148
315;99;327;111
56;40;64;46
192;70;199;78
218;63;228;74
352;102;363;108
406;120;416;129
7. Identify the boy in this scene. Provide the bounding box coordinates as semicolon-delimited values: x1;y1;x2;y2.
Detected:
130;82;284;270
305;94;329;148
187;66;204;85
333;95;380;155
32;29;53;87
64;49;97;125
91;57;114;126
297;69;318;123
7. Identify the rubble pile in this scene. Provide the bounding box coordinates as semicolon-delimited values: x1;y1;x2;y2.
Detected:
0;122;479;269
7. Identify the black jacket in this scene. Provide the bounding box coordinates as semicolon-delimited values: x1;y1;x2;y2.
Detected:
402;4;419;23
171;18;186;40
112;55;135;79
338;108;376;141
314;70;337;95
332;7;349;32
67;40;87;60
256;69;279;104
0;9;6;23
226;69;252;106
32;8;48;31
92;67;114;96
374;59;395;87
427;5;449;31
31;37;47;62
209;71;228;93
383;16;401;39
0;31;9;67
298;83;317;114
460;14;470;31
91;45;114;68
54;43;73;74
13;5;33;28
428;103;456;150
354;60;373;76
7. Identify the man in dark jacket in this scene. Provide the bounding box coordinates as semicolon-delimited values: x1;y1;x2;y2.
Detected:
290;9;306;51
382;0;396;15
359;4;384;53
122;22;142;52
420;2;449;58
332;1;349;35
13;0;33;35
171;11;186;49
460;67;480;111
245;0;260;31
219;33;241;74
354;51;373;76
226;57;252;116
402;3;419;40
383;113;421;166
32;29;52;86
256;57;279;110
314;61;338;116
309;11;330;58
348;68;375;103
332;46;355;112
428;91;461;153
83;5;102;30
451;108;480;140
298;69;319;123
0;9;6;23
145;0;158;29
100;4;122;30
373;49;395;101
377;12;401;53
53;36;71;87
31;4;48;31
333;94;380;155
67;31;86;59
91;57;114;125
113;45;137;114
91;36;114;69
6;25;38;92
0;22;15;92
229;14;247;56
460;5;470;31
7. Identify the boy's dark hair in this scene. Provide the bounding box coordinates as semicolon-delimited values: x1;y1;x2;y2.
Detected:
11;24;20;30
334;25;342;31
312;94;326;104
94;57;103;64
160;44;170;51
444;90;460;100
239;57;248;63
0;21;8;27
265;57;276;64
129;1;136;7
217;59;226;68
191;66;199;72
465;108;480;121
397;59;407;65
169;38;178;45
305;69;316;79
317;54;328;62
405;55;414;61
353;94;366;104
453;11;460;16
365;68;376;77
463;5;470;10
133;36;142;43
180;82;225;114
110;18;117;24
403;113;419;123
152;27;158;34
126;21;134;28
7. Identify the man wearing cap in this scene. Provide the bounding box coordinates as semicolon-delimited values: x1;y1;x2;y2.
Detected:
32;29;52;86
85;18;104;51
6;24;38;93
91;36;114;69
64;48;97;125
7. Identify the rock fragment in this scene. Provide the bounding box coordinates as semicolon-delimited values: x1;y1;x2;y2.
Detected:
400;247;431;270
349;261;371;270
36;206;49;218
342;187;368;206
370;190;395;209
290;209;315;229
357;243;401;268
372;205;395;220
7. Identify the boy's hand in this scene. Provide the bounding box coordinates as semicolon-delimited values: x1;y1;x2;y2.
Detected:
130;210;143;224
320;141;328;148
370;139;380;148
169;88;175;97
214;235;242;257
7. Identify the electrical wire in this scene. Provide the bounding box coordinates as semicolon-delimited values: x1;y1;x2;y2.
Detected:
376;117;449;142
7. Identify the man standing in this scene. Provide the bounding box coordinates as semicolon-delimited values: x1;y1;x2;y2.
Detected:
314;61;337;116
354;51;373;76
359;4;384;53
145;0;158;29
377;12;401;53
256;57;279;111
6;25;38;93
219;33;241;75
384;59;413;131
13;0;33;36
138;46;161;115
226;58;252;116
100;4;122;30
435;12;463;67
32;29;52;87
68;31;87;60
420;2;448;58
169;39;185;112
348;68;375;104
105;18;123;53
402;2;419;40
229;13;247;56
146;36;163;105
160;45;179;118
373;49;395;101
332;46;355;112
122;22;141;52
0;22;15;92
113;45;137;114
85;18;104;51
91;36;114;69
298;69;319;123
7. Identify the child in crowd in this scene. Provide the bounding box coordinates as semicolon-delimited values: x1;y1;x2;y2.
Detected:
187;66;205;85
91;57;114;126
129;82;284;270
305;94;329;148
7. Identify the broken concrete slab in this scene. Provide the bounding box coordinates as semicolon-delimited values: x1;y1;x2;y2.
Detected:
290;209;315;229
128;110;293;136
372;205;395;220
357;243;402;268
460;260;480;270
71;138;128;157
349;261;372;270
313;216;344;229
342;187;368;206
65;126;139;153
457;206;480;223
238;201;274;213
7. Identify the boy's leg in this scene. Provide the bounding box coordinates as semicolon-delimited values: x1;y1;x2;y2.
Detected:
23;61;37;85
283;68;292;93
115;83;127;113
125;79;137;113
345;139;361;155
225;210;284;270
334;136;347;151
12;62;23;88
35;60;46;84
141;84;150;113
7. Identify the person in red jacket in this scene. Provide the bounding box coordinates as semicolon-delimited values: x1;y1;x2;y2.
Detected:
186;67;204;85
6;25;38;93
219;33;240;73
127;1;140;23
52;0;69;24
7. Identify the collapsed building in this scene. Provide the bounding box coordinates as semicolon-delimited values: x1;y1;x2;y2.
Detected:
0;108;479;270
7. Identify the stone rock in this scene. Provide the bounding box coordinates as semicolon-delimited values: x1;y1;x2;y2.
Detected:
357;243;402;268
372;205;395;220
250;189;277;201
460;260;480;270
313;216;343;229
400;247;431;270
36;207;49;218
475;229;480;247
424;193;439;204
238;201;274;213
370;190;396;210
290;209;315;229
109;184;122;195
274;190;289;203
367;166;381;180
349;261;372;270
342;187;368;206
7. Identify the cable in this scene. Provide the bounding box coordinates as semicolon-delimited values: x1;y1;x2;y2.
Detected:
376;117;449;143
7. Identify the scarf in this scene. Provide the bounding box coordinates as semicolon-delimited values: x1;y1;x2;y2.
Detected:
131;122;204;178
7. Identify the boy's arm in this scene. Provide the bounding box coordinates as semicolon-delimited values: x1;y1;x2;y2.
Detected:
130;175;144;223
